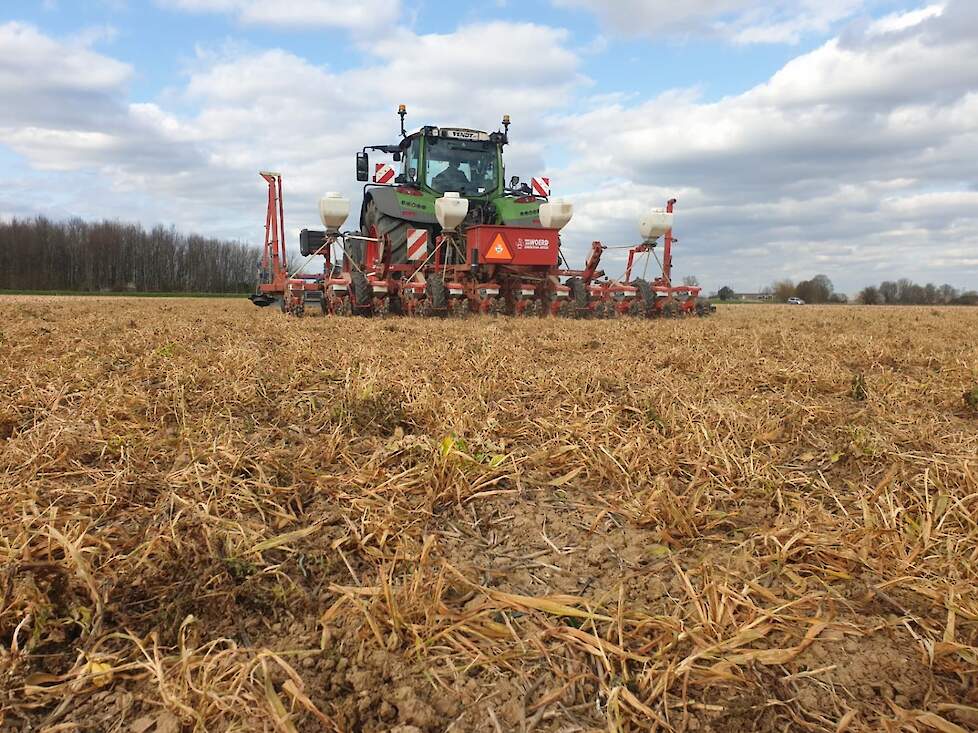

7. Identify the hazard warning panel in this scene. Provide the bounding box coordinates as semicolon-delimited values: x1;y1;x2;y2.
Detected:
406;228;428;261
373;163;396;184
484;233;513;261
467;225;558;267
531;177;551;197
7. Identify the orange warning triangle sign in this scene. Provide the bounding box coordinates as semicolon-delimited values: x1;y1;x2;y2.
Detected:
485;233;513;261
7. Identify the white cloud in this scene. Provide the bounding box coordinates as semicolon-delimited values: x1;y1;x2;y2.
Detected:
158;0;401;29
0;18;581;244
1;128;120;170
172;21;581;239
0;22;130;95
543;1;978;290
2;2;978;294
868;3;943;35
552;0;867;44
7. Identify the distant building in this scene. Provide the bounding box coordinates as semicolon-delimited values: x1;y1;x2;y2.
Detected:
736;292;773;301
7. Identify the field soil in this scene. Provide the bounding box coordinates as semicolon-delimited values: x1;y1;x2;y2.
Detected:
1;296;977;732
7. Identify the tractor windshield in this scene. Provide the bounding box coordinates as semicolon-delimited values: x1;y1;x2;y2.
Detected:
425;139;498;195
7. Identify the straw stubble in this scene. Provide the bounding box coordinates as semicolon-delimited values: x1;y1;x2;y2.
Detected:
1;296;976;732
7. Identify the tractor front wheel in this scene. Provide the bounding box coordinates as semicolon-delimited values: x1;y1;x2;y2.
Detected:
630;279;654;318
566;277;590;318
426;273;449;317
351;272;374;317
363;199;409;265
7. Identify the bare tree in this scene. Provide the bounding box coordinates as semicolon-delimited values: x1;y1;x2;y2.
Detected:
772;279;796;303
859;286;881;305
795;274;834;304
0;217;259;293
857;279;975;306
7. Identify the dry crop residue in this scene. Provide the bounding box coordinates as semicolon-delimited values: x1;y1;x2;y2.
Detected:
1;296;977;732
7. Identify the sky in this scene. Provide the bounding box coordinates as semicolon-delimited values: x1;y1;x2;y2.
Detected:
1;0;976;295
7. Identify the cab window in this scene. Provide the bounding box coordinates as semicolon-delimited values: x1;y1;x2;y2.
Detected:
425;139;497;195
403;139;421;184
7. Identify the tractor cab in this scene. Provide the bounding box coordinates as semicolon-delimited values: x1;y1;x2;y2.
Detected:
357;107;509;204
354;108;550;237
398;127;503;200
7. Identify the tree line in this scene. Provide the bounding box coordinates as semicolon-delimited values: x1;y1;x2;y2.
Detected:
714;274;977;306
715;274;847;303
766;275;847;304
0;217;261;293
857;279;978;306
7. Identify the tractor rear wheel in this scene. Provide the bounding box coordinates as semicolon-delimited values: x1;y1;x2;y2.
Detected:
351;272;374;317
344;238;365;270
363;199;409;265
630;279;654;318
426;273;448;317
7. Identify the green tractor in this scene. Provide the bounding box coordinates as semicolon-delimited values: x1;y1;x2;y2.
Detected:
350;105;548;271
256;105;708;318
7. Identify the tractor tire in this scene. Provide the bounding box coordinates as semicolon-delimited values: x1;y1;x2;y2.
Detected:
344;238;365;270
363;199;410;266
350;272;374;317
537;287;554;318
426;273;449;317
566;277;589;318
502;290;519;316
630;279;654;318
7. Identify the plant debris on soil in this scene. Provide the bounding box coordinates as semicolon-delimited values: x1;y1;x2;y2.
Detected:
1;296;977;733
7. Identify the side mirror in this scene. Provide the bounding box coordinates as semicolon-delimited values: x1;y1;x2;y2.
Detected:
356;152;369;182
510;176;520;188
392;151;402;162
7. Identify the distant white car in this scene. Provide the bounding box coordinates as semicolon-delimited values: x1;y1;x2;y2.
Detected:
787;297;805;305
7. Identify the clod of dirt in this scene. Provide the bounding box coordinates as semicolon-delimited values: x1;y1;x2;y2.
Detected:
964;385;978;410
393;685;437;729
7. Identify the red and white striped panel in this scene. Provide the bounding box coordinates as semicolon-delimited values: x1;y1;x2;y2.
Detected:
531;177;551;197
374;163;396;184
406;228;429;261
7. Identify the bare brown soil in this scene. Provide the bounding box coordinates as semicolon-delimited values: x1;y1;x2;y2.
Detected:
1;297;976;732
